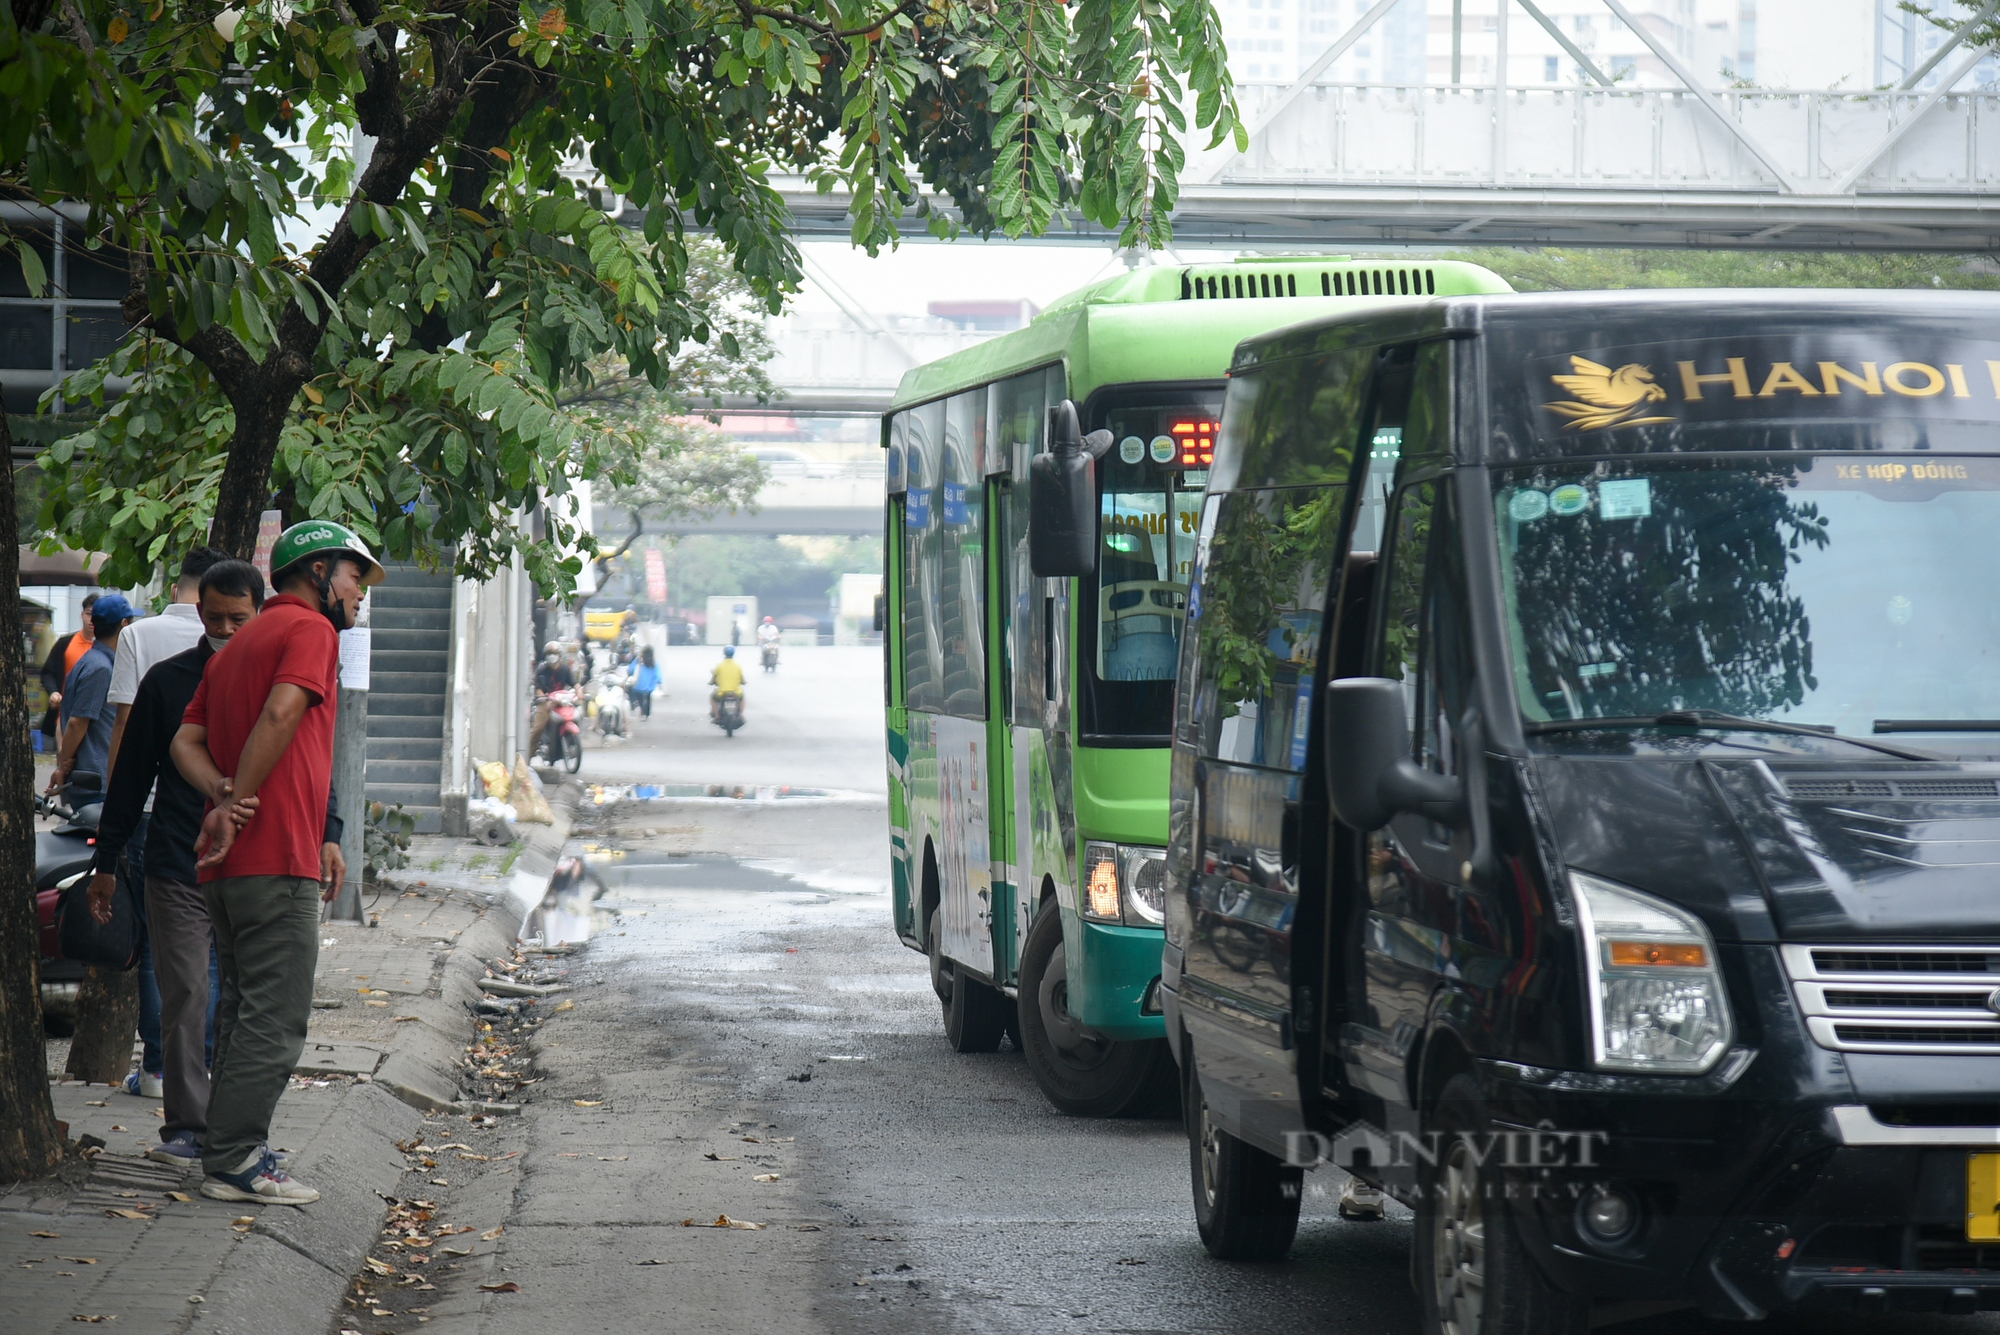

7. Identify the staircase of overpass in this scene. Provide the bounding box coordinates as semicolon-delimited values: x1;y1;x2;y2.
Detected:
365;561;452;832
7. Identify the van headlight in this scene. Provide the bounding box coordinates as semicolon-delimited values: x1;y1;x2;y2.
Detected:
1081;842;1167;928
1571;872;1732;1074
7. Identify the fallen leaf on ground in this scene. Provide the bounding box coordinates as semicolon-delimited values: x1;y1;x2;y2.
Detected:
681;1214;765;1230
60;1256;98;1264
458;1153;489;1162
797;1224;822;1231
231;1217;254;1227
439;1246;473;1257
151;1110;164;1119
477;1282;521;1293
753;1173;779;1183
108;1126;124;1133
573;1100;602;1107
428;1178;449;1186
595;1156;627;1162
364;1000;389;1008
702;1153;737;1161
363;1257;397;1276
551;999;575;1012
558;1152;581;1158
394;1015;419;1023
70;1316;114;1323
433;1143;470;1152
479;1226;504;1240
84;1100;106;1107
105;1209;151;1220
165;1192;192;1203
30;1231;58;1238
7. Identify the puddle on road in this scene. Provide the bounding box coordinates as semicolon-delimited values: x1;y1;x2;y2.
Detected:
584;783;877;805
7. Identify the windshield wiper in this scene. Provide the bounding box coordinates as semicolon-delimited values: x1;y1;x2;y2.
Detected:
1526;710;1934;761
1874;719;2000;734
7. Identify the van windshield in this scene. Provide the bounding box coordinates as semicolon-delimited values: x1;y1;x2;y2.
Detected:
1492;455;2000;750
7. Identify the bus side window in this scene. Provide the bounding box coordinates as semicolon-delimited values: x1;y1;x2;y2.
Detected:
1373;482;1472;780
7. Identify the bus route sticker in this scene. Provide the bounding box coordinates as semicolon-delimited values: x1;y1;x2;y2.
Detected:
1120;436;1145;464
1549;484;1591;516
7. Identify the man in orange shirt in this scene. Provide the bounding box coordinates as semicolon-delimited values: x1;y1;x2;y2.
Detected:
171;522;382;1205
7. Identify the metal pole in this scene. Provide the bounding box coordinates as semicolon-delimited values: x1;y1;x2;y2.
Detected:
328;597;371;923
330;686;367;922
1494;0;1509;184
1452;0;1463;84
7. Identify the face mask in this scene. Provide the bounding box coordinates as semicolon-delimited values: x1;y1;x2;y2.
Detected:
206;635;231;653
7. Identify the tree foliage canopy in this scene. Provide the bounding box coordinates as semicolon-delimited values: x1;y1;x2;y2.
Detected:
4;0;1241;586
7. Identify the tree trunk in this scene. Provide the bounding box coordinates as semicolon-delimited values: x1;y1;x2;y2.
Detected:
0;409;66;1180
64;965;139;1085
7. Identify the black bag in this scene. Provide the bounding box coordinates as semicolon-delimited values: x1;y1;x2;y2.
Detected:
56;871;141;970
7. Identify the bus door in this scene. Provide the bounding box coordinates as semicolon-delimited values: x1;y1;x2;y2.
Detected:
994;368;1073;979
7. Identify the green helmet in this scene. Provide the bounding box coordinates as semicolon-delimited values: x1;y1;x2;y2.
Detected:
269;520;385;587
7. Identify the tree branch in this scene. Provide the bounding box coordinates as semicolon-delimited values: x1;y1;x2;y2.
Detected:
736;0;924;41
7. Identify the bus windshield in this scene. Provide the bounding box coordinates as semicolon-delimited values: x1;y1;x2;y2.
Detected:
1081;392;1222;740
1493;454;2000;750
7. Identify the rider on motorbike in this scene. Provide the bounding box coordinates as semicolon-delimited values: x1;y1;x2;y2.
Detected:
709;644;745;722
756;616;780;648
531;642;576;755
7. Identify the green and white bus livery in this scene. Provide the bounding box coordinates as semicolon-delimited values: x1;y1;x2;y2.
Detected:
882;257;1512;1116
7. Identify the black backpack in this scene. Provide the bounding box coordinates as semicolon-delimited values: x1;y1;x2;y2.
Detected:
56;863;141;971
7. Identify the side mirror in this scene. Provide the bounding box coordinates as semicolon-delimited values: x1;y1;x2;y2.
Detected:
1325;678;1462;831
1030;400;1101;578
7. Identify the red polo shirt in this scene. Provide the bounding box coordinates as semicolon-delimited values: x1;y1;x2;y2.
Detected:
183;594;340;882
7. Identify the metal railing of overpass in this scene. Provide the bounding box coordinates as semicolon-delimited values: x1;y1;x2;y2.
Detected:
695;0;2000;253
603;460;884;539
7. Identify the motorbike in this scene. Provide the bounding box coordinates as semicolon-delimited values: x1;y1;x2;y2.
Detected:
537;689;584;773
36;772;103;1035
594;670;629;740
713;690;744;738
760;641;779;673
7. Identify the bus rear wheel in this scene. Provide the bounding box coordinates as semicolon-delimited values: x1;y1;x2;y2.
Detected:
930;908;1009;1053
1017;897;1173;1117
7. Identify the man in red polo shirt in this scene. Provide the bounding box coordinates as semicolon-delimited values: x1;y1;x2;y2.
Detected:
171;521;383;1205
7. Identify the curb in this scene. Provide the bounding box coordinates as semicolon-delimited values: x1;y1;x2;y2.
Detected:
190;788;577;1334
375;799;574;1113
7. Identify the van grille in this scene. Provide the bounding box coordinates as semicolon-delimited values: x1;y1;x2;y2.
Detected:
1783;945;2000;1054
1180;267;1437;301
1784;776;2000;800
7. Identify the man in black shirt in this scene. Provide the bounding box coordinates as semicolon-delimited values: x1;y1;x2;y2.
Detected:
530;643;576;758
86;560;345;1165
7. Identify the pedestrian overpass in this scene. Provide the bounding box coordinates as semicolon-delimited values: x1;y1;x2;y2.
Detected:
743;1;2000;254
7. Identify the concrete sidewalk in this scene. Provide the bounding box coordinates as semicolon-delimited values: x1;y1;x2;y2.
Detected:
1;794;575;1335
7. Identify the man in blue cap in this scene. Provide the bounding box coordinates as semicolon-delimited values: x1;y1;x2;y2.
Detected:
49;593;138;802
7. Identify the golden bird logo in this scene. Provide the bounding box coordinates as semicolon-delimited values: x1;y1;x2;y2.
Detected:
1544;356;1674;431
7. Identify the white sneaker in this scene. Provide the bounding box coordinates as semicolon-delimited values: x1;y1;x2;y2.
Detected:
1339;1176;1387;1221
200;1148;320;1206
122;1070;163;1099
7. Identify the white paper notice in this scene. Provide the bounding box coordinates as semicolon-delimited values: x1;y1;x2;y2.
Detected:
339;625;371;691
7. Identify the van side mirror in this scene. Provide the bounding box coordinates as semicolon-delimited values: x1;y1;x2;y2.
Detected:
1030;400;1111;578
1325;678;1463;830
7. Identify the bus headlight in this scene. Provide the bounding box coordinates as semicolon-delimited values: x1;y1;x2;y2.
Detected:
1122;847;1167;925
1571;872;1732;1074
1080;842;1167;928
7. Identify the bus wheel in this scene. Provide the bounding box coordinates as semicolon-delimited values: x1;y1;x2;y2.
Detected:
930;909;1007;1053
1018;897;1174;1117
1186;1053;1300;1260
1416;1074;1588;1335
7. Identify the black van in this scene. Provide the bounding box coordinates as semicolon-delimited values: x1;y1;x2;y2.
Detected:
1163;291;2000;1332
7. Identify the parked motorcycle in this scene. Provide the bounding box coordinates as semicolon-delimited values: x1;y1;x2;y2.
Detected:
760;642;779;674
36;772;103;1035
713;690;744;738
537;689;584;773
594;670;629;740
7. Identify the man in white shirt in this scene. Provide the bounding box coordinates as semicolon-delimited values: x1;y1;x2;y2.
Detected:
103;546;228;1099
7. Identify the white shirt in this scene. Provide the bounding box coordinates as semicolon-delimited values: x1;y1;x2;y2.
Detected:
108;602;204;706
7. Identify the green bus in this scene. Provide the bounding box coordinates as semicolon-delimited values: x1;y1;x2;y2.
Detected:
883;257;1512;1115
